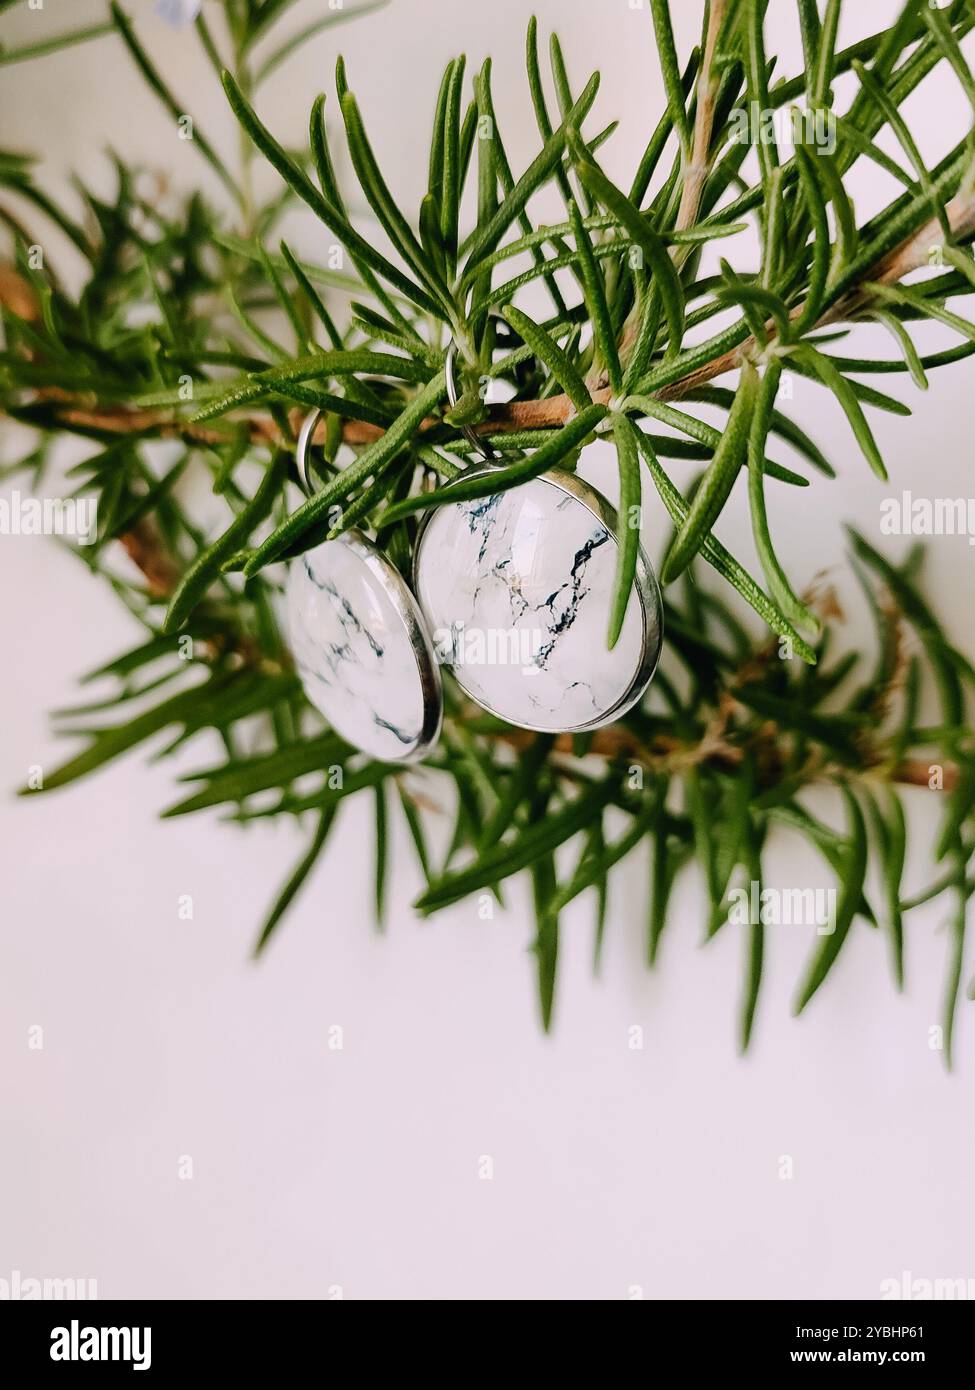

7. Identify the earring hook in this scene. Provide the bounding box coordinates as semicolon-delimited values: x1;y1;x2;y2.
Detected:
298;327;501;485
295;406;324;498
445;335;498;464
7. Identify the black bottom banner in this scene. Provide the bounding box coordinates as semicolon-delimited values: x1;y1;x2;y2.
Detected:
0;1297;966;1375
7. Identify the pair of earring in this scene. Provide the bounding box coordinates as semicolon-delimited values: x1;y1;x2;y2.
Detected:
286;342;663;763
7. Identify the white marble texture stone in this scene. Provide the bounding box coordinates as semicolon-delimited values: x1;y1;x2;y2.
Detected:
287;535;438;761
415;475;660;731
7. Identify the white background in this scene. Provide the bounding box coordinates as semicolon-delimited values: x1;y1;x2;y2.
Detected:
1;0;973;1300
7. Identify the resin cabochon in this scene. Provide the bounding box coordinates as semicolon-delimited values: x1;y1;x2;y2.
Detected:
414;474;662;732
287;533;441;762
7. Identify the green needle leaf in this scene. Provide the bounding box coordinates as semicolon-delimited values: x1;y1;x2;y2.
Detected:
790;344;888;479
649;0;692;156
502;303;591;411
813;0;842;107
634;429;816;662
415;778;615;914
110;4;241;207
870;309;928;390
253;0;389;85
164;452;288;633
623;392;809;486
882;788;907;990
920;1;975;115
374;781;390;928
848;527;969;726
21;671;241;795
253;808;337;956
738;828;766;1052
567;198;622;394
531;839;560;1032
935;762;975;863
0;19;114;67
188;348;432;423
608;413;642;649
745;0;779;189
942;844;970;1070
746;361;819;632
794;786;868;1015
867;280;975;345
661;360;759;583
164;734;350;818
569;132;685;355
339;89;452;309
852;57;951;243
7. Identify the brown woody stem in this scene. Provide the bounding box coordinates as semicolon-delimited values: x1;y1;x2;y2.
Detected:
7;189;972;452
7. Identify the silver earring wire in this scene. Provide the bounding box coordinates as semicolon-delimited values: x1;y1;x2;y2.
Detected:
298;334;499;484
295;406;324;498
444;336;499;464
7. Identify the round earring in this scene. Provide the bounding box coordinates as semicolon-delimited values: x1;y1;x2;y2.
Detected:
286;408;443;763
413;340;663;735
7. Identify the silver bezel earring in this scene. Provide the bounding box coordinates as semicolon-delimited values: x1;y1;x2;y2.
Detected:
412;336;663;735
286;407;443;763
